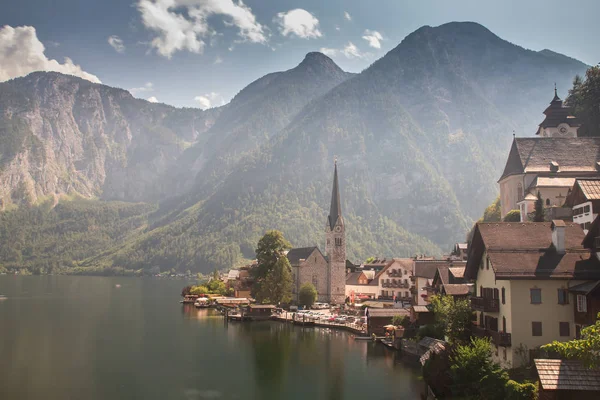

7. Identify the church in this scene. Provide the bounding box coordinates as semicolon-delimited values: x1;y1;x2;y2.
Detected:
286;161;347;305
498;88;600;221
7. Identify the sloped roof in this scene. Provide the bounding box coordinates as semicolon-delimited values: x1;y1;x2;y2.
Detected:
346;272;367;285
531;176;576;188
443;284;471;296
449;267;465;279
368;308;409;317
535;359;600;391
578;179;600;200
568;280;600;295
287;247;322;266
328;161;342;230
499;137;600;181
415;260;466;279
465;222;600;280
412;305;430;313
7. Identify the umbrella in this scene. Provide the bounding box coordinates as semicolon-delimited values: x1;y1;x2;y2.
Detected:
383;324;395;329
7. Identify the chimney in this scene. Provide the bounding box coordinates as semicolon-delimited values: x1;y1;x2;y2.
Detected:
551;220;566;254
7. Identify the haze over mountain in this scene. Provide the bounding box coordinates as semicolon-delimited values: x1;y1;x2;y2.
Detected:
0;22;589;274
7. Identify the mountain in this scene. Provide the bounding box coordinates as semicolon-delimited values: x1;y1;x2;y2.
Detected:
0;22;590;274
162;52;355;197
0;72;220;205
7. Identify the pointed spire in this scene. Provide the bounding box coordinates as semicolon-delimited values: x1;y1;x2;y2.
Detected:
552;83;561;102
328;158;342;230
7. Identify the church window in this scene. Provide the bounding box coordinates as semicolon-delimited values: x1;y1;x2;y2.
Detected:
335;238;342;246
517;183;523;201
312;275;318;287
546;198;550;206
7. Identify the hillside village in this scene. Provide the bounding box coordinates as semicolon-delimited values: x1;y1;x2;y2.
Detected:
219;84;600;398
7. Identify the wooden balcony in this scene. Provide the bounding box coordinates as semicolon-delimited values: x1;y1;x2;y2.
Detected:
471;296;499;312
471;325;511;347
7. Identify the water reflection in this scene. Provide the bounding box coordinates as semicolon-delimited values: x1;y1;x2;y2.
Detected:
1;277;423;400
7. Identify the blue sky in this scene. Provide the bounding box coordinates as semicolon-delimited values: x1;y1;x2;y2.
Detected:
1;0;598;108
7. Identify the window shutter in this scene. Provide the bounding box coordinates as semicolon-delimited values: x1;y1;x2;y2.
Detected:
532;321;542;336
559;322;570;337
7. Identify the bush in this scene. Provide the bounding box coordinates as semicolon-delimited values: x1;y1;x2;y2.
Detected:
505;380;537;400
392;315;410;327
298;283;317;308
417;324;444;340
503;210;521;222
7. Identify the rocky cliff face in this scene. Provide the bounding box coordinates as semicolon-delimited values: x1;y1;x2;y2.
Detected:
0;72;219;206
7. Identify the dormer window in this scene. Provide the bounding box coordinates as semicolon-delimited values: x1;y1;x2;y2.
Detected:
549;161;559;173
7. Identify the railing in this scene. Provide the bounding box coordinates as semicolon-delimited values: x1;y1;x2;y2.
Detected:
471;325;511;347
471;296;499;312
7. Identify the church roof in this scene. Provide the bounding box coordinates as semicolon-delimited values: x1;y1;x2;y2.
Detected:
286;247;323;266
328;161;342;230
536;89;580;134
499;137;600;181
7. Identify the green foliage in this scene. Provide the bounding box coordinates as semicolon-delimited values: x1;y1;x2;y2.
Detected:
190;285;209;295
567;66;600;137
532;191;544;222
252;230;291;299
365;256;376;263
505;380;537;400
391;315;409;327
0;199;156;275
417;323;445;341
430;295;473;343
450;337;509;400
503;210;521;222
482;196;502;222
256;256;293;304
298;283;317;307
541;312;600;368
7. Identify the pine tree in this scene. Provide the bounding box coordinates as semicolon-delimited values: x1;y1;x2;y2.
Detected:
533;191;545;222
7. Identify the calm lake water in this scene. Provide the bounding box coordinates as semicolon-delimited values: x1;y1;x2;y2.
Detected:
0;276;423;400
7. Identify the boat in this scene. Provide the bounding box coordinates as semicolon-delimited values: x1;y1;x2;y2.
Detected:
194;297;210;308
180;295;199;304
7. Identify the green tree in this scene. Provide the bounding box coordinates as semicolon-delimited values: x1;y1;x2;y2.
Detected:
541;312;600;368
450;337;509;400
298;283;317;308
392;315;409;327
482;196;501;222
430;295;473;343
252;230;292;297
257;256;293;304
190;285;209;295
566;66;600;137
365;256;376;264
531;191;544;222
503;210;521;222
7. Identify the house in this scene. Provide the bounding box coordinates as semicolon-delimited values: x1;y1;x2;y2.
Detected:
361;258;391;273
451;243;468;260
245;305;276;320
413;259;466;306
498;90;600;220
410;305;434;326
432;263;471;298
286;161;347;304
375;258;414;303
465;221;600;368
564;178;600;233
345;270;378;301
534;359;600;400
366;308;409;336
568;281;600;337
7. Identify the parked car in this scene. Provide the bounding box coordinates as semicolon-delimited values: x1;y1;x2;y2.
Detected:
327;316;336;322
313;303;330;310
345;316;356;323
334;316;347;324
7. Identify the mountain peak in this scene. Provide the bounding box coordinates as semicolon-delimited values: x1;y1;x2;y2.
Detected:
296;52;345;75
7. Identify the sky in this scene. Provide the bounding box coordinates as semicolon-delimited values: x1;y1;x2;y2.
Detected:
1;0;599;108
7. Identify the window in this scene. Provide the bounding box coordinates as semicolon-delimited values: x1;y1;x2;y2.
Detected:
501;287;505;304
532;322;542;336
486;257;490;270
576;325;582;339
577;294;587;312
312;275;318;287
559;322;570;337
584;205;590;213
404;269;408;275
327;239;330;245
335;238;342;246
557;289;569;305
530;288;542;304
502;316;506;332
480;285;483;297
546;198;551;206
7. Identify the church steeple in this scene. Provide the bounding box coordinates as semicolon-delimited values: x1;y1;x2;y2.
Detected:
535;85;580;137
328;159;342;230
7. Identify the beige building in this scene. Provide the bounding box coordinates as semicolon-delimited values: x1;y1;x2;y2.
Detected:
465;221;600;368
376;258;414;303
412;259;466;306
345;270;378;300
497;90;600;220
287;161;346;304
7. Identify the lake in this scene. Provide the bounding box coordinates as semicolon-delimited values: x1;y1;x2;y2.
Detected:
0;276;423;400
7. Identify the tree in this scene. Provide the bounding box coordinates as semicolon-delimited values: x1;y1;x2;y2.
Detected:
531;191;544;222
392;315;409;327
450;337;509;400
482;196;501;222
541;312;600;368
252;230;292;298
181;285;193;297
566;66;600;137
190;285;209;295
256;256;292;304
429;295;473;343
298;283;317;308
503;210;521;222
365;256;376;264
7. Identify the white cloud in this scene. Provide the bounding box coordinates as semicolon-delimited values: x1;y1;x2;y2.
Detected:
0;25;100;83
319;42;366;59
274;9;321;39
108;35;125;53
362;29;383;49
194;92;221;109
137;0;267;58
334;25;340;31
214;55;223;64
147;96;158;103
129;82;154;96
344;11;352;21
